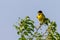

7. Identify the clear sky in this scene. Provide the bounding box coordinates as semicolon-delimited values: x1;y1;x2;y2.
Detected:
0;0;60;40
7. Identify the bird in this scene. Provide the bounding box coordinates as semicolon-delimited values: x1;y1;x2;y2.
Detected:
36;10;46;25
36;10;50;25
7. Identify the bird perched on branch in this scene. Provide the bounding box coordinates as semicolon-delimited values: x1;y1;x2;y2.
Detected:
37;10;50;25
37;10;45;25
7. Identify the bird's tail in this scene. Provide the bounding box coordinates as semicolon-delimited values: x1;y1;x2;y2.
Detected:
44;18;50;25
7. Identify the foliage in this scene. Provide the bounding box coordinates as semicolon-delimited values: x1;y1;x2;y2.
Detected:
14;16;60;40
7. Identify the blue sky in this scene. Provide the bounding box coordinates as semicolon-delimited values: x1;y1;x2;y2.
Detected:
0;0;60;40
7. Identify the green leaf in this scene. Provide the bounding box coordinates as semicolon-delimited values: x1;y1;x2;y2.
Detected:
14;25;20;30
17;31;20;35
26;22;34;28
24;31;28;36
36;37;42;40
31;24;34;29
18;38;22;40
29;38;33;40
25;16;30;19
28;31;32;35
26;28;31;31
24;24;28;29
20;26;24;31
30;28;34;32
21;35;27;40
19;37;26;40
45;18;50;25
51;21;57;27
26;28;34;32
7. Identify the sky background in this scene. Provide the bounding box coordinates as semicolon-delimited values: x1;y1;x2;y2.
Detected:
0;0;60;40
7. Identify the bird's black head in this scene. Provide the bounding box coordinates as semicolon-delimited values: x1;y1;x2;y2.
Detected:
38;10;42;13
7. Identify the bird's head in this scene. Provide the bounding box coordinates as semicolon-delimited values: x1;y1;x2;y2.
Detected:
36;10;42;18
38;10;43;15
38;10;42;13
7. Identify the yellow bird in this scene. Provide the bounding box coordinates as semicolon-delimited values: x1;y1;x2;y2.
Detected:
37;10;45;25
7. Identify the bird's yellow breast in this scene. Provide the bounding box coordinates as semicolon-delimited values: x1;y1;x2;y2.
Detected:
37;14;43;21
